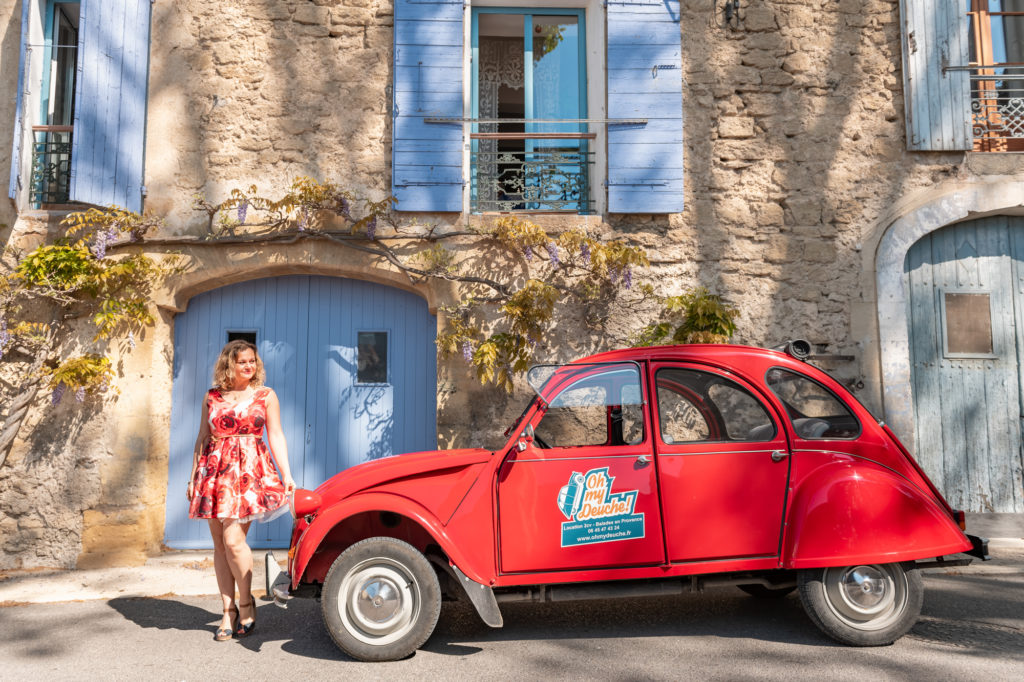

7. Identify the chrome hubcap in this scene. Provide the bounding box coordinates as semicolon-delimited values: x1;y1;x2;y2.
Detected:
822;564;907;631
338;558;420;645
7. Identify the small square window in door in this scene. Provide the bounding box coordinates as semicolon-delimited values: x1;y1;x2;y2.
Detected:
227;330;257;345
942;292;994;357
357;332;388;384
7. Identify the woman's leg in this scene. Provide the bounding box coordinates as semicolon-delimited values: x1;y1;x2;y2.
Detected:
221;519;255;625
207;519;237;631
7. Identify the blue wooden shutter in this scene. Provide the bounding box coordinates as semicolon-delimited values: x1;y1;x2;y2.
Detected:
392;0;464;211
70;0;152;212
899;0;972;150
7;0;30;199
606;0;683;214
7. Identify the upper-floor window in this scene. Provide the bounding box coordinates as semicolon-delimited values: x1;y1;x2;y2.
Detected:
8;0;152;212
391;0;684;215
31;1;79;206
966;1;1024;151
471;9;591;214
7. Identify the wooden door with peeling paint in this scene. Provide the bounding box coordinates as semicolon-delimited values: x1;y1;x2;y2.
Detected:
906;216;1024;512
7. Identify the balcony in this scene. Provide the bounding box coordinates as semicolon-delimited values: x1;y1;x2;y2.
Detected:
970;67;1024;152
470;132;595;214
30;125;73;207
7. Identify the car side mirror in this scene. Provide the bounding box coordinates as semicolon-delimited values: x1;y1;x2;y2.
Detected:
518;423;534;451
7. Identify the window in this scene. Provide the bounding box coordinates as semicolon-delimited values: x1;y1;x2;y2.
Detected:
9;0;152;211
941;291;996;357
226;330;257;345
31;1;79;206
966;1;1024;151
357;332;388;384
765;368;860;440
655;368;774;444
391;0;684;214
471;9;591;213
534;364;644;448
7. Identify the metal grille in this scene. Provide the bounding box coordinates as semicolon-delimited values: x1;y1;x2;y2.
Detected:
30;126;73;206
470;137;594;214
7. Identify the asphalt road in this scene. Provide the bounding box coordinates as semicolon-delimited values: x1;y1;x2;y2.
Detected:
3;560;1023;681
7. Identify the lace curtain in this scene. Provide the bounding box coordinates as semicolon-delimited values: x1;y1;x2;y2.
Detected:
477;39;523;206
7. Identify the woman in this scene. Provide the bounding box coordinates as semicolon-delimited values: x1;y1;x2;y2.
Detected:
186;340;295;641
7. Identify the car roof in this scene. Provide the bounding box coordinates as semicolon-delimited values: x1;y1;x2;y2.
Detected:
574;343;798;368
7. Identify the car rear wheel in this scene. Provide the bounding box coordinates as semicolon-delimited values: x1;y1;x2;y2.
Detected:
797;562;922;646
321;537;441;662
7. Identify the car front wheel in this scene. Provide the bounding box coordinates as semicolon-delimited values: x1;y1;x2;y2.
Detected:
321;537;441;662
797;562;922;646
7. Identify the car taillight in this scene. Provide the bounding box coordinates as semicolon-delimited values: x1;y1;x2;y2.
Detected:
953;509;966;531
291;489;322;518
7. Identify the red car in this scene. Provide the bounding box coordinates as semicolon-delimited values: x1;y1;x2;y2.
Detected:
270;343;988;661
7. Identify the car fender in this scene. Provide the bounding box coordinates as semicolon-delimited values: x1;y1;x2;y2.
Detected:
291;491;488;588
783;454;971;569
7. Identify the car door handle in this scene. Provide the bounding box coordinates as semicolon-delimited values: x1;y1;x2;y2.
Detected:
637;454;651;466
771;450;788;462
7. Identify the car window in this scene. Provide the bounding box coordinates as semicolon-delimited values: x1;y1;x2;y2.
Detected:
765;368;860;439
535;365;644;448
656;368;775;443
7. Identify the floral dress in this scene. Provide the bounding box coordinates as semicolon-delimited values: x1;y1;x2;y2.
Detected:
188;387;289;523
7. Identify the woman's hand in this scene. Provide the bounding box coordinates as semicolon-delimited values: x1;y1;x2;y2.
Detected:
186;480;195;501
283;476;296;496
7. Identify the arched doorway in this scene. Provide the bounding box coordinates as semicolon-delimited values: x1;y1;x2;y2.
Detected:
905;216;1024;512
163;276;438;547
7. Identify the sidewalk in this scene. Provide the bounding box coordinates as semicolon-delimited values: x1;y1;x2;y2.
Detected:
1;515;1021;606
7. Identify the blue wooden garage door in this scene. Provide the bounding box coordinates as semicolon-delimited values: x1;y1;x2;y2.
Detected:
164;276;438;548
906;217;1024;512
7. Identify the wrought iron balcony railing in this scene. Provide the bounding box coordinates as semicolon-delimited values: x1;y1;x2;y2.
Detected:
942;65;1024;152
31;125;73;206
471;132;595;214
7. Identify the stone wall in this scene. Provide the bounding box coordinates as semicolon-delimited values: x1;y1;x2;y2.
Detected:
2;0;1024;569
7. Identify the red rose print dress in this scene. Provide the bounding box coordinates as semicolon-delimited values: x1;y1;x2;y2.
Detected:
188;387;289;523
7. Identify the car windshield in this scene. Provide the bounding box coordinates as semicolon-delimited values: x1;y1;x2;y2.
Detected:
526;362;644;406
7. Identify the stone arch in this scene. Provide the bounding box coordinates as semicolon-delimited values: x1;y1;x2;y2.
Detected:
147;238;454;315
874;179;1024;452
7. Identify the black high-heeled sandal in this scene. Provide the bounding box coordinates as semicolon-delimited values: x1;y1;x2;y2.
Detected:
215;603;238;641
235;600;256;638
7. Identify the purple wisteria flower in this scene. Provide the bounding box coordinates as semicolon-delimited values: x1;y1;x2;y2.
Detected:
524;245;533;262
461;340;475;363
547;241;560;267
340;197;351;219
75;386;86;403
237;199;248;224
609;267;619;285
90;228;116;259
51;383;66;406
623;266;633;290
580;241;591;267
128;331;136;350
366;216;377;240
0;318;9;359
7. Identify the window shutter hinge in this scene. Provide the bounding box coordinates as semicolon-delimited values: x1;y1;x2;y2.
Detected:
140;185;148;197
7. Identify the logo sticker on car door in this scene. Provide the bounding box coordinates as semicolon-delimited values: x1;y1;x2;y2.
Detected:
557;467;645;547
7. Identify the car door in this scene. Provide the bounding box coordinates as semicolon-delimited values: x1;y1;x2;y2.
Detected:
497;362;666;573
652;363;790;563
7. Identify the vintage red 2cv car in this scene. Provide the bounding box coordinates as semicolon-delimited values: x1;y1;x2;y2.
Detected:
268;342;988;661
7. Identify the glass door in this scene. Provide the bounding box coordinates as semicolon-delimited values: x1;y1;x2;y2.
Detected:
471;8;588;212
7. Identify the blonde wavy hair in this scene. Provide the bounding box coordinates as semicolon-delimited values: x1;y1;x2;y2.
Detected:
212;340;266;390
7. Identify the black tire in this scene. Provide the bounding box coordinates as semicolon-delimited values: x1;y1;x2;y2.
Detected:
797;562;923;646
321;537;441;662
738;584;796;598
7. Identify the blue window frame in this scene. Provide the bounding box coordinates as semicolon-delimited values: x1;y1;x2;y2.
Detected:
470;7;592;213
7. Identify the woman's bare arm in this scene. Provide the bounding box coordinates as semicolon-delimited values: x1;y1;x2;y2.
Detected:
264;388;295;493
